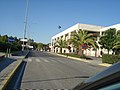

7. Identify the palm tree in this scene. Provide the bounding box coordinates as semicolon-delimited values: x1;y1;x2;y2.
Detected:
68;30;97;56
55;39;67;53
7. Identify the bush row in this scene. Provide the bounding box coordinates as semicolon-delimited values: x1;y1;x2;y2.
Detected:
102;54;120;64
59;53;87;59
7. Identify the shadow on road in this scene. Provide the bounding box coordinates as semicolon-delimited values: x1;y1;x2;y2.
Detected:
5;61;27;90
0;58;16;72
22;75;90;83
29;51;62;58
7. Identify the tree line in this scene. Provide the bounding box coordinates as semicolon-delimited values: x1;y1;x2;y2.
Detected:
0;35;22;52
0;35;49;52
54;28;120;56
99;28;120;55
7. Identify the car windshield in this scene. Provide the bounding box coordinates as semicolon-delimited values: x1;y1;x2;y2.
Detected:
0;0;120;89
99;82;120;90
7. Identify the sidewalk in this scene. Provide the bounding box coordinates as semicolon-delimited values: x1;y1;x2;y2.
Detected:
0;51;29;89
86;56;112;67
10;51;28;59
0;52;5;59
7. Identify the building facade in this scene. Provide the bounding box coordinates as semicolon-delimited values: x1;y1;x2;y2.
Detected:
51;23;120;57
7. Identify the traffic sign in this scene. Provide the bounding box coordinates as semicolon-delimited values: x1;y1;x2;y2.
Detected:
8;37;15;42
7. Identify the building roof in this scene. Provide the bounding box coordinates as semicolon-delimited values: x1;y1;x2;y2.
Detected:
78;23;105;32
100;24;120;32
52;23;104;39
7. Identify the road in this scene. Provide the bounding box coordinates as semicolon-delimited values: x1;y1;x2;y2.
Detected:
6;51;106;89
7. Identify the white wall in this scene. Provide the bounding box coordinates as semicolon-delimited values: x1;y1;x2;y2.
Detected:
51;23;120;56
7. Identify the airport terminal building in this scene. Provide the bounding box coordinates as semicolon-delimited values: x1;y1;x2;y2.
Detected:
51;23;120;57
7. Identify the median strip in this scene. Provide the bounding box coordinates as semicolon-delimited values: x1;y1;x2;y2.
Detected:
0;60;22;90
0;50;30;90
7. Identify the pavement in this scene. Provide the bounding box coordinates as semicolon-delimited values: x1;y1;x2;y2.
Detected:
49;52;112;67
0;52;5;55
82;56;112;67
19;51;106;89
0;52;5;59
0;51;28;89
2;51;109;89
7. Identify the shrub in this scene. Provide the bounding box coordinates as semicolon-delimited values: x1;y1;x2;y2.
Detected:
102;54;120;64
59;53;87;59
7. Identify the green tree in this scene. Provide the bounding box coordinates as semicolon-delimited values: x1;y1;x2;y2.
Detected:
37;43;44;51
68;30;97;56
31;42;38;49
55;39;67;53
113;30;120;54
0;35;22;52
99;28;116;54
0;35;8;42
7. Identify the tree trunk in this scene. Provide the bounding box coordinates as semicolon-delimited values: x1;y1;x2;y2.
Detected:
60;48;62;53
79;47;83;56
108;49;110;55
95;49;97;57
76;48;79;54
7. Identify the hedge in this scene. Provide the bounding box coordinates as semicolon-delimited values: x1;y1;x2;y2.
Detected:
102;54;120;64
59;53;88;59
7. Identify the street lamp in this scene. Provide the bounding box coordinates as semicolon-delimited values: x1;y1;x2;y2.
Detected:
22;0;29;51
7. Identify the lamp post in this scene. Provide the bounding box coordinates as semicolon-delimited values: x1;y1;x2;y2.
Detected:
22;0;29;52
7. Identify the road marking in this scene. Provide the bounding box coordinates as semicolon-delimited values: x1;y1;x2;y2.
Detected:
43;59;49;62
28;58;32;62
35;59;41;62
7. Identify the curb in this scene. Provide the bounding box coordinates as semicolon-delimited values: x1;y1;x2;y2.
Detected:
24;51;30;58
56;53;90;63
0;51;30;90
0;60;22;90
0;53;5;60
99;63;112;67
50;52;112;67
0;55;5;59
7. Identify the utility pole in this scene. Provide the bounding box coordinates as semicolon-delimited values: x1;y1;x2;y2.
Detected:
22;0;29;52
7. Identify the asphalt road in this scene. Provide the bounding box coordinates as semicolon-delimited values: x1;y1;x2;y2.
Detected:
20;51;106;89
5;50;106;89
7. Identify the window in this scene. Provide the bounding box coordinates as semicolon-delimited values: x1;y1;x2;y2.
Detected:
99;82;120;90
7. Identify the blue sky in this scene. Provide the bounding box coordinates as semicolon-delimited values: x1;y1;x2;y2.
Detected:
0;0;120;44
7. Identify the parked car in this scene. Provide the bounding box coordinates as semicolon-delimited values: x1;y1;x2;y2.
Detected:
73;62;120;90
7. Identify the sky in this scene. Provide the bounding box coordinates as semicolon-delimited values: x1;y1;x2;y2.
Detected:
0;0;120;44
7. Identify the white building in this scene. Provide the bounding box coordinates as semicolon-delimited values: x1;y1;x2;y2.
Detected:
51;23;120;57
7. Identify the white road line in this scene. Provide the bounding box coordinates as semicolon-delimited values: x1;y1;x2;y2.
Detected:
28;58;32;62
43;59;49;62
35;59;41;62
